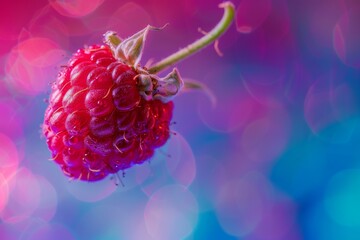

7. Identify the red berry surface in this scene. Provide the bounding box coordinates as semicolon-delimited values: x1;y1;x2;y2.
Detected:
43;45;174;181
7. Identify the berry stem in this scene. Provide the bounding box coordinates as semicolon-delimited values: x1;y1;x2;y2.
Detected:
148;2;235;74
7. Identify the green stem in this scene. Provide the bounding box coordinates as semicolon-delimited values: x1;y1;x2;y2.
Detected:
148;2;235;74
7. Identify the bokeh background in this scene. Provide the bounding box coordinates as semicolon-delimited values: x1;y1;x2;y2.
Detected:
1;0;360;239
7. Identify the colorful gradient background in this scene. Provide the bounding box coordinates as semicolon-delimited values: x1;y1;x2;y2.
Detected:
1;0;360;239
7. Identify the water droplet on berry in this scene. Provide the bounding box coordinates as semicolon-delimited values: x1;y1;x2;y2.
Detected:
85;89;113;117
69;136;79;144
68;147;74;155
96;57;114;67
65;111;90;136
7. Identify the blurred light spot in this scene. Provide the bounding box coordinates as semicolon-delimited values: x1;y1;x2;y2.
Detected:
117;201;154;240
0;221;19;240
79;204;126;239
306;0;343;51
215;174;264;237
144;184;198;240
269;139;330;200
32;175;57;222
285;63;313;103
0;101;24;139
16;37;65;67
5;38;66;96
236;0;272;33
236;7;290;99
79;190;151;240
49;0;105;18
136;163;153;189
197;64;262;133
193;155;231;211
120;207;152;240
166;132;196;187
106;2;153;36
137;133;196;196
0;132;20;179
241;66;289;104
304;76;359;143
0;74;10;95
25;3;92;37
1;168;40;223
5;51;45;95
27;8;70;46
66;177;118;202
240;103;289;163
306;190;360;240
333;24;345;62
198;93;255;133
136;157;171;197
18;218;48;240
262;0;290;40
0;173;9;214
333;9;360;68
325;169;360;227
252;197;296;240
25;222;75;240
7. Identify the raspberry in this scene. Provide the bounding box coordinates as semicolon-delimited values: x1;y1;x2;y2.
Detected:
43;42;179;181
42;2;235;182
